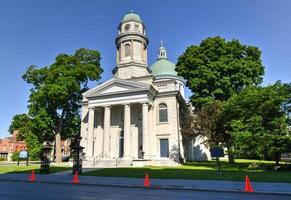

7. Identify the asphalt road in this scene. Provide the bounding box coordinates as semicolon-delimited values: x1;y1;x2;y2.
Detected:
0;181;290;200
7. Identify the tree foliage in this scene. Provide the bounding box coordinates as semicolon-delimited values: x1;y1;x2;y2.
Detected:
8;113;42;160
223;82;291;162
181;101;225;147
176;36;265;109
8;114;30;140
22;48;103;162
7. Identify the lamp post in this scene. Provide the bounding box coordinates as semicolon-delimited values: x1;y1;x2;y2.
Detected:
40;141;52;174
71;135;84;174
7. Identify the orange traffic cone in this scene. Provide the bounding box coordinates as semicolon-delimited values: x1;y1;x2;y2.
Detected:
144;172;150;188
244;176;254;192
72;171;79;184
29;169;36;182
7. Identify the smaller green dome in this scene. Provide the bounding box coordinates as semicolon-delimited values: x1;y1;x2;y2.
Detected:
122;11;142;23
151;41;182;81
151;58;179;78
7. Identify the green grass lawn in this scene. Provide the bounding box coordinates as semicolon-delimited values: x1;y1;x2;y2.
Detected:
84;159;291;183
0;164;71;174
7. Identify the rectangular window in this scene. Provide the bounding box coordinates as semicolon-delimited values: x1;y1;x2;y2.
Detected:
160;139;169;157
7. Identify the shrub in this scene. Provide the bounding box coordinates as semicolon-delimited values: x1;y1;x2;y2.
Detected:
11;152;19;161
29;147;41;161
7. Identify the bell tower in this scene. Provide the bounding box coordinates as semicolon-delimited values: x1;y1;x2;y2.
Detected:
113;11;150;79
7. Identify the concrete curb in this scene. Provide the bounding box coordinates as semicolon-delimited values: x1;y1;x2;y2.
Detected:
0;178;290;196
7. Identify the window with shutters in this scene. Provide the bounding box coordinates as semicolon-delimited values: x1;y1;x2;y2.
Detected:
159;103;168;122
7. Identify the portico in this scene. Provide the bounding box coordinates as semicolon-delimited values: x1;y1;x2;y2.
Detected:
85;102;151;160
81;78;157;164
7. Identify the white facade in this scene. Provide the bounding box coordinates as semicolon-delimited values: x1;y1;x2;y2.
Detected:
81;12;210;167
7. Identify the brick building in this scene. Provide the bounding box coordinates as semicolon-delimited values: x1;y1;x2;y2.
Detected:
0;131;26;161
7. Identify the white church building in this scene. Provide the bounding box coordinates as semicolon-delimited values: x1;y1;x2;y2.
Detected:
80;11;211;167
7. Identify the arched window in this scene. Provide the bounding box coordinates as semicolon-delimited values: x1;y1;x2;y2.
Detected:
159;103;168;122
124;24;130;32
124;43;131;57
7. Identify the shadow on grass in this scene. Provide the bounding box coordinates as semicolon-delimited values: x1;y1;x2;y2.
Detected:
0;164;71;174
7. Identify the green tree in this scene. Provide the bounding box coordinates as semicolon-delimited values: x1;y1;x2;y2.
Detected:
22;48;103;163
9;114;42;160
181;101;225;147
176;36;265;109
25;132;42;160
223;82;291;164
8;114;30;140
176;37;265;163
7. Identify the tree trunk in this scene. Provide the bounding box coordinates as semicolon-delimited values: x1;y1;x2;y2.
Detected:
55;116;64;164
227;144;235;164
52;141;56;162
275;152;280;166
55;132;62;163
228;153;235;164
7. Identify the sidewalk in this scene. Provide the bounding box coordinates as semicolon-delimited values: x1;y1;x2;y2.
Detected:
52;168;99;175
0;173;290;195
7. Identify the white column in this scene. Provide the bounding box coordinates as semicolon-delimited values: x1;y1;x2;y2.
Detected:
95;108;103;158
148;105;154;158
86;107;94;158
80;106;88;148
103;106;111;158
123;104;131;158
116;46;119;65
145;45;147;64
142;103;149;158
141;42;144;62
131;39;134;60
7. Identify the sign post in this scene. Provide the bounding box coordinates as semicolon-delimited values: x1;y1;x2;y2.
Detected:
18;150;29;166
210;147;224;174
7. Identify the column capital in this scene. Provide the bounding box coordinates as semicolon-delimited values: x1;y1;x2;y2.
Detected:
141;101;152;107
88;107;95;111
103;105;111;109
94;107;102;111
123;103;131;108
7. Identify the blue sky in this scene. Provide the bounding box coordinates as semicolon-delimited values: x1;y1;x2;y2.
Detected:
0;0;290;137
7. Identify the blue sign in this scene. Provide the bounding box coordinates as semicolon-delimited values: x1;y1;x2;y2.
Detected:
210;147;224;157
19;150;28;159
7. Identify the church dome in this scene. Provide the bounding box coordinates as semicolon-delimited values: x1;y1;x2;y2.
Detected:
151;58;179;78
122;11;142;23
151;41;181;80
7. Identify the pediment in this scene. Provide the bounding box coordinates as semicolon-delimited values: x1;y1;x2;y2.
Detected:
100;85;130;94
83;78;152;98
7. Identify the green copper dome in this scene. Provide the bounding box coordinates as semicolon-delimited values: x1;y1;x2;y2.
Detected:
122;11;142;23
151;58;179;77
151;41;181;80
